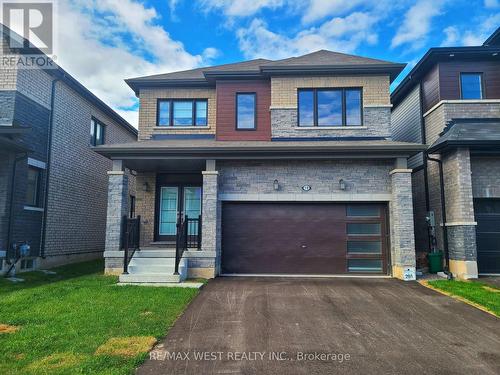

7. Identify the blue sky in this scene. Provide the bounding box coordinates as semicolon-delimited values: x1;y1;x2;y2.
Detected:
49;0;500;126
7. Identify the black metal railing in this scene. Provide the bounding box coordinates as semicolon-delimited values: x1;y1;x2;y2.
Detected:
122;215;141;274
174;215;202;275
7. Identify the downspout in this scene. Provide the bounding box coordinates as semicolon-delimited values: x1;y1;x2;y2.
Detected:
419;83;430;211
7;152;28;256
426;154;451;277
40;77;62;258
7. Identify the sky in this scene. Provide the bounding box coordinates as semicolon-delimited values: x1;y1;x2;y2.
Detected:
43;0;500;127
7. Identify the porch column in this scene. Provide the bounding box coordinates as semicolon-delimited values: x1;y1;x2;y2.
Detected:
442;148;478;279
389;158;416;280
104;160;129;256
201;160;219;276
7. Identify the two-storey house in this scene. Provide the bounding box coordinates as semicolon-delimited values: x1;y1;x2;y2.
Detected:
96;50;425;283
391;27;500;279
0;25;137;273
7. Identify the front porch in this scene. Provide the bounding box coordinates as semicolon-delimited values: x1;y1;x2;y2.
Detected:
103;158;219;283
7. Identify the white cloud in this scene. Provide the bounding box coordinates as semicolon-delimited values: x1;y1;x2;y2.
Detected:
458;13;500;46
237;12;379;59
51;0;217;127
199;0;284;17
440;26;459;46
391;0;445;49
300;0;368;24
484;0;500;8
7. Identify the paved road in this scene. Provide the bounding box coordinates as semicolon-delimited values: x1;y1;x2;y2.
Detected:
138;278;500;375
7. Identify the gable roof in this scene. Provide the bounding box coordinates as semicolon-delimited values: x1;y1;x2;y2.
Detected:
0;24;137;136
126;50;405;95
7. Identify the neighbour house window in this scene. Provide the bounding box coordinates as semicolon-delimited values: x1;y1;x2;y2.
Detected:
236;93;256;130
90;118;105;146
460;73;483;99
298;88;362;127
26;166;41;207
157;99;208;127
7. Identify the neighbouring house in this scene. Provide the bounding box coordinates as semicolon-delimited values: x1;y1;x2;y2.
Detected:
95;49;426;284
391;27;500;279
0;25;137;274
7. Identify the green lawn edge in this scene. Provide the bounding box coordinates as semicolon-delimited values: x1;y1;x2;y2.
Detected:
427;279;500;317
0;259;200;375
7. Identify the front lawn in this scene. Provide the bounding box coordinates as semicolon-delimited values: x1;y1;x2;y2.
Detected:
0;260;199;374
427;279;500;317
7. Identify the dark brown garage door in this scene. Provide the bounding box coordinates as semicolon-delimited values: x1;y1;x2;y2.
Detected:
474;198;500;274
221;202;388;275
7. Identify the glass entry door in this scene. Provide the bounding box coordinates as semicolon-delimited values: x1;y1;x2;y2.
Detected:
158;186;201;241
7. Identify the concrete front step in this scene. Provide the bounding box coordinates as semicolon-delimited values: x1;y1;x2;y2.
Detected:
119;273;181;283
133;250;176;258
128;264;182;274
129;257;176;266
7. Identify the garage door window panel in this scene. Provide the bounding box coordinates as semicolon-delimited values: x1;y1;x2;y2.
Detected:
347;223;381;236
348;259;383;273
347;240;382;254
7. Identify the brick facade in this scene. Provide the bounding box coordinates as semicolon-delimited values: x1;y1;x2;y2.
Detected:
270;76;391;108
138;88;216;140
471;156;500;198
0;41;137;270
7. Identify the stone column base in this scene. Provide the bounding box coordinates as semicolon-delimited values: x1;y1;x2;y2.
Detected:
392;265;416;281
449;259;478;280
187;267;216;279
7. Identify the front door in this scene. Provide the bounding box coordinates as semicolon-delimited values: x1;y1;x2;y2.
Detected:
157;186;201;241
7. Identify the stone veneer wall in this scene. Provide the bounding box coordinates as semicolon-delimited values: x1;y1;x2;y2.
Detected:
389;170;416;277
138;88;216;140
270;107;391;139
218;160;392;196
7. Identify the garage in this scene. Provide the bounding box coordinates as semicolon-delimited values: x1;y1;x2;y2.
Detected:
221;202;388;275
474;198;500;274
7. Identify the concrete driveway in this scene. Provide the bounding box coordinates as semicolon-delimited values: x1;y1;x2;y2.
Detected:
138;278;500;375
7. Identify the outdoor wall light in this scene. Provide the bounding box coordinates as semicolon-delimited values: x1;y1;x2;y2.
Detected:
339;179;346;191
273;179;279;191
142;181;150;192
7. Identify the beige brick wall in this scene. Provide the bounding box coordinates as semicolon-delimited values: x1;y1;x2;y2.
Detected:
138;88;216;140
135;172;156;246
270;75;391;108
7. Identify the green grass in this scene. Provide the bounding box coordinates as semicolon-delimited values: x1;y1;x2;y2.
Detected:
428;279;500;316
0;260;199;374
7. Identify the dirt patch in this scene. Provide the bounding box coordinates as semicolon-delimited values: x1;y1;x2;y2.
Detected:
95;336;157;357
140;311;153;316
27;352;84;372
0;324;20;334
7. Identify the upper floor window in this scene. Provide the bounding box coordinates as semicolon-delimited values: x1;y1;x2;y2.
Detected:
26;166;41;207
157;99;208;127
90;118;105;146
236;93;256;130
298;88;362;127
460;73;483;99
